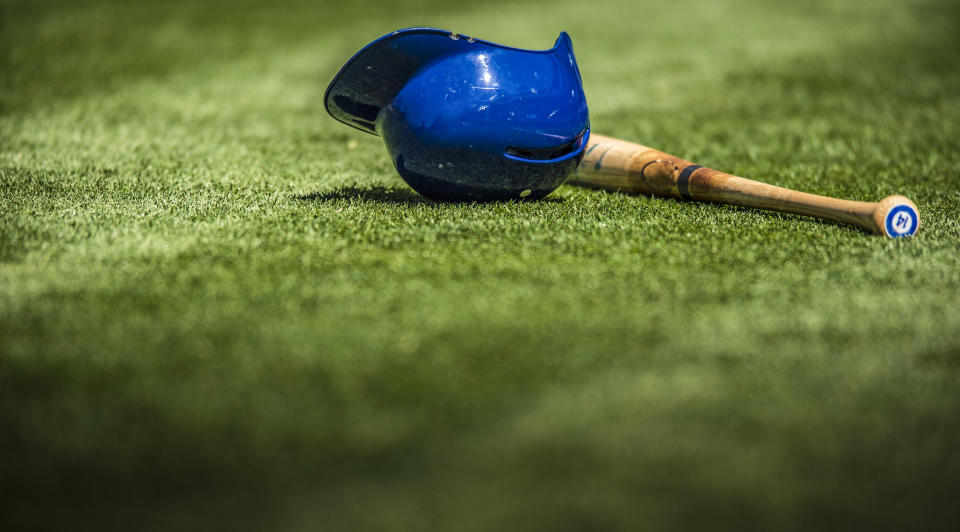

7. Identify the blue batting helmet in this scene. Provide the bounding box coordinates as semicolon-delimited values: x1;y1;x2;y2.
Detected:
325;28;590;201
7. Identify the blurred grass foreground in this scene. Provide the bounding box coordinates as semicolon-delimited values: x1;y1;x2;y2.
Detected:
2;0;959;530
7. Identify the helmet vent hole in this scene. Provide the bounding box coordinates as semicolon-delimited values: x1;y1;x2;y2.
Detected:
505;129;587;162
506;140;577;161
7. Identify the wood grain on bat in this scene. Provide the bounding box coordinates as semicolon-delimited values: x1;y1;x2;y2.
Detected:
571;133;919;237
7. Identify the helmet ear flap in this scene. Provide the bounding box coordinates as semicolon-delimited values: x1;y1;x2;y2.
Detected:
553;32;574;57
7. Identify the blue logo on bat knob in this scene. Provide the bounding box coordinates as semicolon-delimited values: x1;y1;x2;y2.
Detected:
885;205;918;237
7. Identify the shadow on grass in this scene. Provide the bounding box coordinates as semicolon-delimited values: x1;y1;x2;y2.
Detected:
297;185;431;206
295;185;566;206
690;198;873;235
298;185;869;234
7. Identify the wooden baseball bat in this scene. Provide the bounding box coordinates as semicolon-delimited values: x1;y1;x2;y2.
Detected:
571;133;920;237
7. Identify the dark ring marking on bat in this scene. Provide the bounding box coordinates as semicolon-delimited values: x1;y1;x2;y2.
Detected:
677;165;702;200
584;143;600;157
593;148;610;171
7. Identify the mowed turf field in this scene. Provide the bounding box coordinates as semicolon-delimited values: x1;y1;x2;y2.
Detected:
2;0;959;529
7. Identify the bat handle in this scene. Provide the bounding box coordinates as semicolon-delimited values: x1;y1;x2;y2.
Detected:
571;134;920;237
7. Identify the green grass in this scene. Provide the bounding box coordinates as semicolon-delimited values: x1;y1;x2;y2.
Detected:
2;0;959;530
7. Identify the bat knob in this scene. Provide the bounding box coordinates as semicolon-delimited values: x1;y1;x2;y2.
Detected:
872;195;920;237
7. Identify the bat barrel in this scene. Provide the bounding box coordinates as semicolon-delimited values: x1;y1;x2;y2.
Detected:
570;134;920;237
